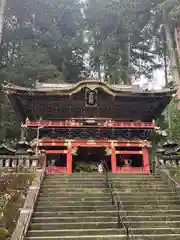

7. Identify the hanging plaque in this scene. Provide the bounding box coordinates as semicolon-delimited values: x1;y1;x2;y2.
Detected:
85;88;97;107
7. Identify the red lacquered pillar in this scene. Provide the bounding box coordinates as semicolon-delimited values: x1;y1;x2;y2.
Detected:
111;143;117;173
142;146;150;173
67;142;72;174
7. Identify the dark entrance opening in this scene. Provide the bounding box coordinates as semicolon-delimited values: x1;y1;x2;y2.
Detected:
73;147;111;172
116;154;143;168
47;154;66;167
42;146;67;168
116;146;143;168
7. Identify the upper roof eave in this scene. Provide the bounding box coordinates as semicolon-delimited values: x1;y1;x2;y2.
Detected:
2;80;177;97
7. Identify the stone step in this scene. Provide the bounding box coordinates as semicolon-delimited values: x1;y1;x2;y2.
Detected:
43;180;164;186
29;222;118;230
25;234;180;240
43;177;164;181
31;215;180;223
40;187;171;193
36;199;180;206
129;221;180;228
39;188;173;193
37;195;179;202
46;173;159;177
123;205;180;211
41;183;167;189
32;210;117;218
26;229;125;237
43;176;162;181
39;188;110;193
26;236;128;240
32;210;180;218
38;196;112;201
39;191;175;197
35;205;115;212
31;216;117;223
35;204;180;211
36;200;112;206
43;178;161;183
44;177;162;180
26;227;180;237
131;228;180;234
29;221;180;230
41;184;107;189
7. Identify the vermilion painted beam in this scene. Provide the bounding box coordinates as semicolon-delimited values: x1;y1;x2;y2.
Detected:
115;151;143;155
38;142;145;147
37;139;150;147
39;139;144;143
24;120;155;129
116;167;146;173
46;150;67;154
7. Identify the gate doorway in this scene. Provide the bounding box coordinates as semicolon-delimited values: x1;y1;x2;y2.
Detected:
72;147;111;172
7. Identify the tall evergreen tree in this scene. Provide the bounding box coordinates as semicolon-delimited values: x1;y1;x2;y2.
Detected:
85;0;162;84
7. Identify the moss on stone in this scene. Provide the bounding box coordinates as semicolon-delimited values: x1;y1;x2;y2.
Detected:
0;168;34;238
170;167;180;182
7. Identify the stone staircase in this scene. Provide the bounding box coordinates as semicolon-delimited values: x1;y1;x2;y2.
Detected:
110;173;180;239
25;173;180;239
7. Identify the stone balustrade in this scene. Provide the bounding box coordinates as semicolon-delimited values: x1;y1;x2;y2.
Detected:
0;154;46;169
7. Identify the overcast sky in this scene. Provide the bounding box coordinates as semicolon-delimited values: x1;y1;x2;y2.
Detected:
136;69;166;90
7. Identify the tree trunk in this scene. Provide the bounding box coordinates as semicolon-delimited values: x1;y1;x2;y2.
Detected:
98;63;101;81
164;22;180;85
0;0;6;45
175;26;180;63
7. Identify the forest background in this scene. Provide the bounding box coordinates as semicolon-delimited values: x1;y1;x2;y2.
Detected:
0;0;180;142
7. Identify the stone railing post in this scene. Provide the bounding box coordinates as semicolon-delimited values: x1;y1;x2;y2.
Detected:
0;158;3;167
0;153;47;170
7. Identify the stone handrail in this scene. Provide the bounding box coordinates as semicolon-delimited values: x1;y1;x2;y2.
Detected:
154;156;180;196
158;167;180;196
10;153;46;240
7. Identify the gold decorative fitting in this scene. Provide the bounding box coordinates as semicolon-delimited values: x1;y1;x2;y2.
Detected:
72;147;78;155
67;140;72;147
105;148;112;156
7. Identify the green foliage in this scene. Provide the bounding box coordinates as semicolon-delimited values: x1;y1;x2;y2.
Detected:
168;99;180;141
85;0;163;84
0;42;62;86
0;228;9;240
0;171;34;237
170;166;180;181
2;0;87;83
159;0;180;20
0;0;87;139
0;0;176;140
74;162;98;172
